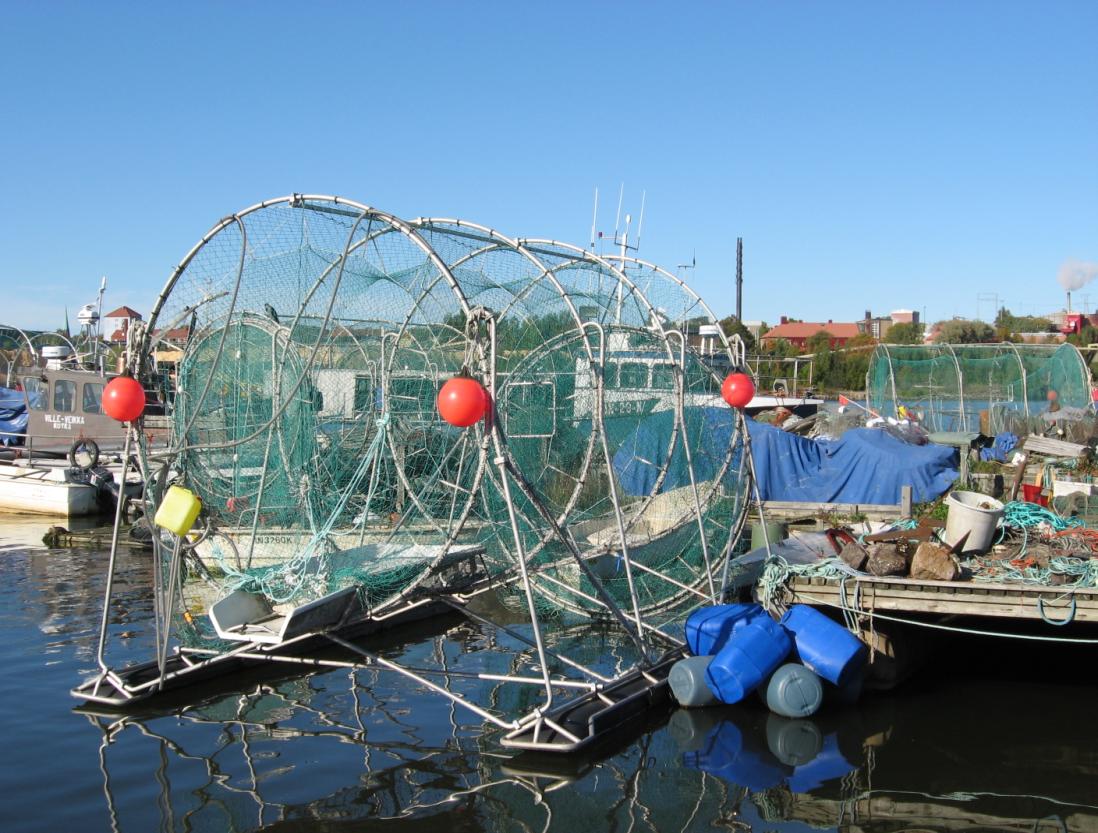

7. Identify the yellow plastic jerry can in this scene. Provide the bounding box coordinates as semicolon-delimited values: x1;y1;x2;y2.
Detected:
154;486;203;536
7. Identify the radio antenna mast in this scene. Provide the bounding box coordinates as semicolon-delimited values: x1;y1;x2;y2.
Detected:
613;183;624;241
94;276;107;372
589;187;599;250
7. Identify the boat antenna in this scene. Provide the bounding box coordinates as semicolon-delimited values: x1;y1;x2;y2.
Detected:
589;187;599;250
635;189;646;253
613;182;624;242
94;276;107;372
677;251;696;281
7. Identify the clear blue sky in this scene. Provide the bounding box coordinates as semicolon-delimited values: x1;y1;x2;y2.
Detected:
1;1;1095;331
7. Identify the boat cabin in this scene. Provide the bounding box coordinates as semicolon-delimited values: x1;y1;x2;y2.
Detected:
4;363;165;460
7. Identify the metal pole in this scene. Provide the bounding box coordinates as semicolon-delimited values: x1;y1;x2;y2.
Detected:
735;238;743;322
667;330;717;602
585;322;650;658
483;315;557;712
94;428;134;674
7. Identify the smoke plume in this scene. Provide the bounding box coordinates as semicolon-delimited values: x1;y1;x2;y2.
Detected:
1057;258;1098;291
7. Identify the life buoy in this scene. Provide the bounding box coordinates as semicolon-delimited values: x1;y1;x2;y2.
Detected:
68;438;100;470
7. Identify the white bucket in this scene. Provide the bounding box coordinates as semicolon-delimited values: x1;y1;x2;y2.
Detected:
944;490;1004;553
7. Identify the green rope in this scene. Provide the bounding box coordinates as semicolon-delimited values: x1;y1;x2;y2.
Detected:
758;555;849;610
1001;501;1085;531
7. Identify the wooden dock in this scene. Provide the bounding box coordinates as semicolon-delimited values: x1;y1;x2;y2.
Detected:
739;530;1098;627
788;573;1098;623
760;486;914;524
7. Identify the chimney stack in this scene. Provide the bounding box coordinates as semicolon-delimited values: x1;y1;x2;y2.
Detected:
1068;290;1072;312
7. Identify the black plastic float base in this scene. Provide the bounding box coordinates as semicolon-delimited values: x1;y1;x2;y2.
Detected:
499;651;683;754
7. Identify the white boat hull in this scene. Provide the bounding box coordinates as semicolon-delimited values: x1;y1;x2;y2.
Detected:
191;525;484;573
0;465;99;516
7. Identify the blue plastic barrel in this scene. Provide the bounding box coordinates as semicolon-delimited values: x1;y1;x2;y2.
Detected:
764;663;824;718
669;655;718;707
781;605;867;687
706;615;792;704
685;603;765;656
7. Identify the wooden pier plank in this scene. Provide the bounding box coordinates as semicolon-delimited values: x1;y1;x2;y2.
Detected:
788;575;1098;622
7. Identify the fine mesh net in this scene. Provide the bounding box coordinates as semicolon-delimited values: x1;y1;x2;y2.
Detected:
158;198;482;614
141;196;750;653
867;343;1092;435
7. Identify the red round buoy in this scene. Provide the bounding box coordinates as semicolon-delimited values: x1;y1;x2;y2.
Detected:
102;376;146;422
437;375;489;427
721;372;756;409
1047;389;1059;402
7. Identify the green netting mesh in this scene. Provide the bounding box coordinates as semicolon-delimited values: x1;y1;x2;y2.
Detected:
867;343;1092;435
141;196;751;659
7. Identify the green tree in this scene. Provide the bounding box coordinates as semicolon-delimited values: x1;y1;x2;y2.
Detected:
936;319;995;344
806;331;836;388
887;321;923;344
1068;325;1098;348
994;307;1056;334
718;315;755;350
841;334;876;391
765;337;799;358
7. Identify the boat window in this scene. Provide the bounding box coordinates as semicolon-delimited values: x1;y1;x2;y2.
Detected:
22;377;46;410
618;362;650;388
83;383;104;414
53;380;76;412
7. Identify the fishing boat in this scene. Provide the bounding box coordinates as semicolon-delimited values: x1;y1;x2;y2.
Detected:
0;340;165;516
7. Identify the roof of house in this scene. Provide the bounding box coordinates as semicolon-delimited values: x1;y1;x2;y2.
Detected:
761;321;862;341
104;305;143;319
157;326;190;342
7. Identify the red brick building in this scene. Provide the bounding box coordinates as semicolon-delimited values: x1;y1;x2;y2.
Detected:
759;319;862;350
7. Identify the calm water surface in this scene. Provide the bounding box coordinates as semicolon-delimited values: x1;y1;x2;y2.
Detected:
1;513;1096;833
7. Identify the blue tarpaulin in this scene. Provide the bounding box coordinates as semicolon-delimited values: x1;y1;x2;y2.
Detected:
0;387;28;445
613;407;958;505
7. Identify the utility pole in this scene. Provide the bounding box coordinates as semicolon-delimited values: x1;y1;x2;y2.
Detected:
735;238;743;322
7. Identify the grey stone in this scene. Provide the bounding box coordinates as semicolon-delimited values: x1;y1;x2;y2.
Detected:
839;541;868;571
909;542;962;581
866;543;907;577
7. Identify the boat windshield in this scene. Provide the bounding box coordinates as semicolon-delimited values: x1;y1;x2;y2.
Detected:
83;382;104;414
21;377;45;410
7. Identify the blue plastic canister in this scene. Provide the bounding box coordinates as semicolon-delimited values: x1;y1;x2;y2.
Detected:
706;615;792;704
685;603;765;656
682;719;792;791
780;605;867;687
764;663;824;718
669;656;718;708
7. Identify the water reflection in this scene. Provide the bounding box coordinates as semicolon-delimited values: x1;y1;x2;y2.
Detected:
81;674;1098;833
670;693;1098;833
4;519;1098;833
